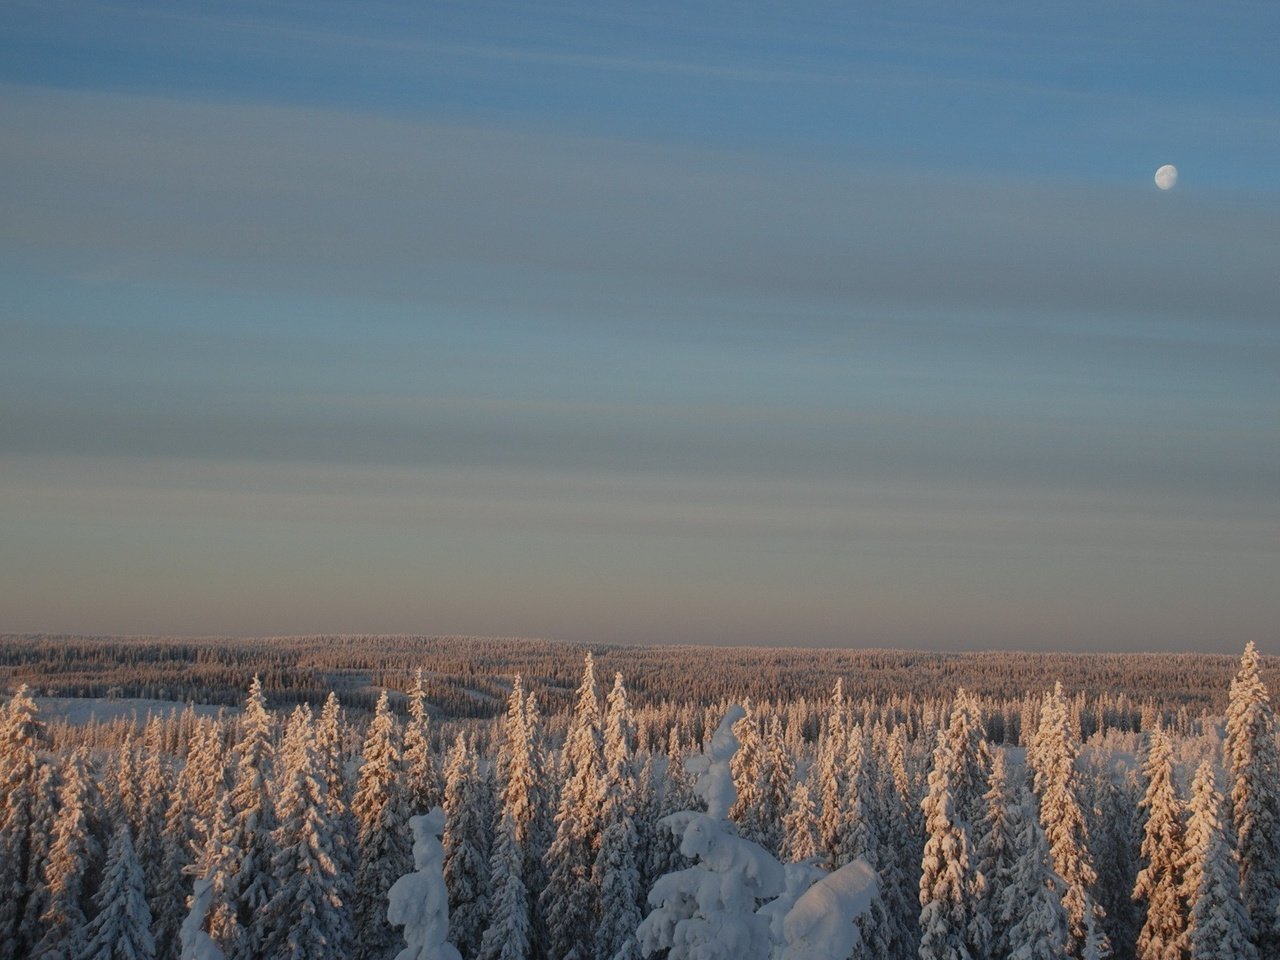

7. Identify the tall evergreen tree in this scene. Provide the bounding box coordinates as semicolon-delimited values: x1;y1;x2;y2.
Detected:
593;673;642;960
33;749;99;960
1224;642;1280;956
1033;683;1110;960
443;734;491;960
0;685;43;956
81;822;157;960
728;701;767;847
479;812;531;960
758;715;793;857
1181;760;1256;960
262;705;350;960
980;749;1023;960
1004;794;1071;960
781;771;819;863
353;690;412;960
405;669;439;816
539;653;605;960
1132;727;1187;960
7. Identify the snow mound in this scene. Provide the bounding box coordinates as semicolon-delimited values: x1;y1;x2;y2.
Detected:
387;808;462;960
781;859;878;960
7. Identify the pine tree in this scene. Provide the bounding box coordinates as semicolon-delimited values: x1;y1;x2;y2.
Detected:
353;690;412;960
81;821;157;960
1033;682;1110;960
1132;727;1187;960
1181;760;1256;960
479;813;530;960
443;734;491;960
1224;642;1280;956
539;653;605;960
593;673;642;960
262;705;350;960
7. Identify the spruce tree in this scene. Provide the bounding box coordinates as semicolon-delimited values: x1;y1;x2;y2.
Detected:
1132;727;1187;960
781;772;819;863
1005;793;1071;960
262;705;350;960
443;734;491;960
539;653;605;960
1181;760;1256;960
728;700;767;846
980;749;1022;960
593;673;642;960
405;669;439;816
1224;642;1280;956
1033;682;1110;960
0;685;43;955
34;749;99;960
353;690;412;960
81;822;157;960
479;812;530;960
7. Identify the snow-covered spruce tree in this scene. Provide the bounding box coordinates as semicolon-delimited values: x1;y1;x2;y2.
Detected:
1032;682;1110;960
479;812;530;960
816;682;849;869
1224;642;1280;956
1004;793;1071;960
19;760;60;954
33;749;100;960
137;714;173;924
847;729;908;960
354;690;413;960
262;704;350;960
868;723;917;960
1180;760;1256;960
759;714;794;857
918;707;986;960
633;752;662;893
539;653;605;960
941;690;993;854
388;808;463;960
0;685;43;956
593;673;642;960
443;734;491;959
729;700;768;847
217;677;279;960
316;690;356;917
980;749;1022;960
781;772;820;863
80;821;156;960
180;791;237;960
405;670;440;817
1085;758;1142;960
1132;727;1187;960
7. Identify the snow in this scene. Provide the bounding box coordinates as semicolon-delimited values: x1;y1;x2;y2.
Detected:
178;876;224;960
387;808;463;960
780;860;877;960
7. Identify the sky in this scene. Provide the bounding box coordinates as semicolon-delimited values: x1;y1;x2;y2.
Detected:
1;1;1277;651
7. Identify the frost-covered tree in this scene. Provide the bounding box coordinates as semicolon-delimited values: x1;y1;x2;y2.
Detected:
180;791;237;960
137;714;173;922
539;653;605;960
262;704;350;960
1224;642;1280;956
729;701;768;847
1004;794;1071;960
0;685;43;956
33;749;100;960
1032;683;1110;960
443;734;491;959
980;749;1022;960
1181;761;1256;960
81;821;157;960
354;690;413;960
1087;759;1142;960
594;673;642;960
388;808;463;960
759;715;794;857
218;677;279;960
405;670;439;817
781;773;820;864
816;682;848;869
918;705;986;960
1132;727;1187;960
479;812;530;960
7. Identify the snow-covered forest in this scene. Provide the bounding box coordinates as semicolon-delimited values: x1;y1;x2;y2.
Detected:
1;639;1278;960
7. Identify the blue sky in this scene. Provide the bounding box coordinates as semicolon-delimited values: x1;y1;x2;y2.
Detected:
2;1;1277;650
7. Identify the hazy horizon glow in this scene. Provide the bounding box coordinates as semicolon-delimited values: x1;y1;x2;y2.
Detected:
2;2;1277;651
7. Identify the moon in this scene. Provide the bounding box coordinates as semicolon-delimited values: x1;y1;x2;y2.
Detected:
1154;164;1178;190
